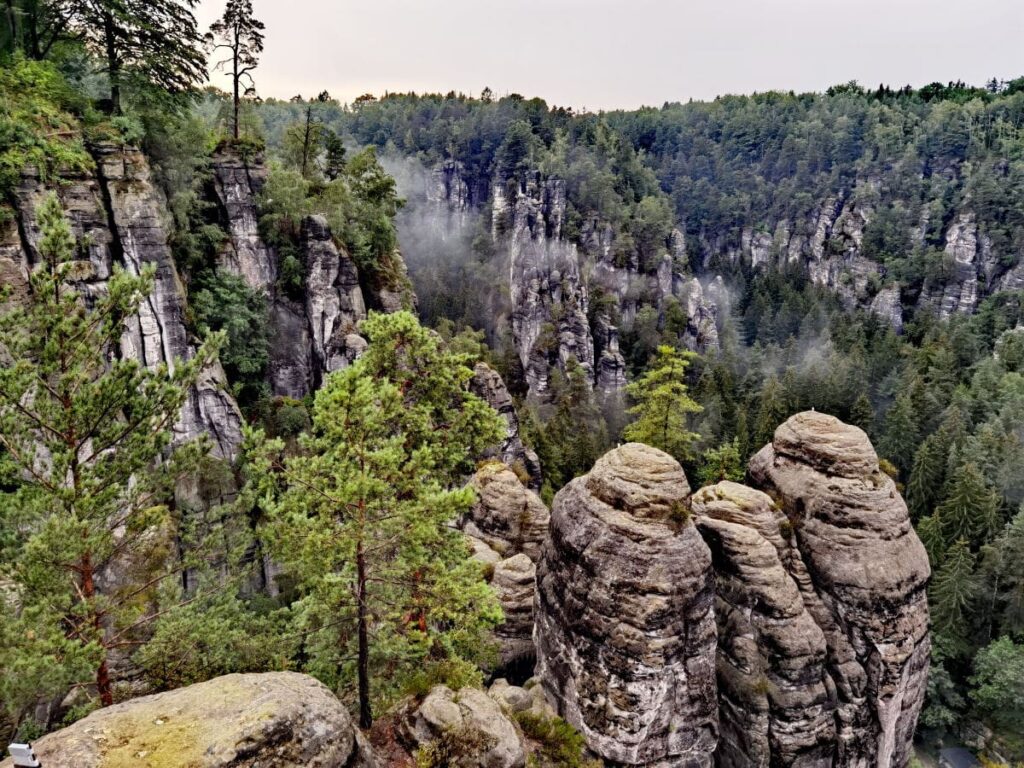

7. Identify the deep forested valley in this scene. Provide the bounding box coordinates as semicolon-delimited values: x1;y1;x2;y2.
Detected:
1;1;1023;766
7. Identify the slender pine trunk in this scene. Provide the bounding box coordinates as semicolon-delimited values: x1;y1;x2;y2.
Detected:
102;10;120;114
356;537;371;729
81;553;114;706
232;47;240;140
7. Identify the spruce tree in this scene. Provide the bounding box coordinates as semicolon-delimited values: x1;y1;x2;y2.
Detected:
879;391;921;477
929;538;979;650
247;311;504;728
624;344;702;465
936;462;1003;549
753;374;791;449
0;194;217;722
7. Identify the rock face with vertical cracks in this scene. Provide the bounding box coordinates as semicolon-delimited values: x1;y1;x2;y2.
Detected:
747;411;931;768
534;443;717;767
690;481;833;768
469;362;543;489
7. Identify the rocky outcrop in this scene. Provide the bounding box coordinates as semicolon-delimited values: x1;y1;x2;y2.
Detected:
497;173;594;395
401;685;526;768
211;150;275;289
747;412;931;768
0;672;378;768
469;362;543;489
691;482;833;768
461;463;548;668
93;144;244;459
534;443;717;767
464;462;549;561
491;554;537;670
209;150;413;397
301;214;367;386
11;146;244;460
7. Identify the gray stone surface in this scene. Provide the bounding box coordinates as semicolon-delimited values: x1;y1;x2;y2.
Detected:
748;412;931;768
401;685;526;768
0;673;378;768
535;443;717;767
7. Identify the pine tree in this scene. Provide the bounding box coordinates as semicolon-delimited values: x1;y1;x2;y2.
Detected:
0;194;218;723
697;438;745;487
624;344;702;465
208;0;264;140
70;0;207;113
247;311;504;728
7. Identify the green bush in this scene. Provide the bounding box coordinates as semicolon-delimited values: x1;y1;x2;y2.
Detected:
514;711;599;768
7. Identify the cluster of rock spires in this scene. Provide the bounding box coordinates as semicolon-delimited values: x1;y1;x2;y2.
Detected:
532;411;930;768
6;411;931;767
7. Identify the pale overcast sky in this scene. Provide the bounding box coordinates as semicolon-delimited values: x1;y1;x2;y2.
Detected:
195;0;1024;110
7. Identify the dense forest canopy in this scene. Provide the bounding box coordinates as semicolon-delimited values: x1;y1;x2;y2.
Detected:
1;0;1024;762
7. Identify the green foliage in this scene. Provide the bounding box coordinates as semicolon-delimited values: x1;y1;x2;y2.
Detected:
525;358;610;503
696;438;745;487
0;194;219;720
624;345;702;465
0;56;92;196
68;0;207;112
245;311;504;726
969;637;1024;753
189;268;271;405
514;711;599;768
414;723;496;768
136;595;294;690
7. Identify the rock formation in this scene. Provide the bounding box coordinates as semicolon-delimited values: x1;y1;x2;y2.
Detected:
490;553;538;670
464;462;549;561
461;462;549;669
534;443;718;767
747;412;931;768
469;363;543;489
497;173;594;395
0;673;378;768
533;416;929;768
12;146;244;460
211;150;275;289
690;482;833;768
401;685;526;768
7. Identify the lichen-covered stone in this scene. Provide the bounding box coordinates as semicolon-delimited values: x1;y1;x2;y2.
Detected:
401;685;526;768
535;443;717;767
0;673;378;768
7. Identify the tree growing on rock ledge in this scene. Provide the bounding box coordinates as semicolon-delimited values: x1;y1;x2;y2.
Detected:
247;311;504;728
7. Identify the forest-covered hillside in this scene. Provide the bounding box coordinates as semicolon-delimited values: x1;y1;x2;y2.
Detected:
1;0;1024;764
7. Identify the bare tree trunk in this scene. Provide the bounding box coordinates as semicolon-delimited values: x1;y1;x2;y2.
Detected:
232;46;240;139
356;537;371;729
102;10;121;114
